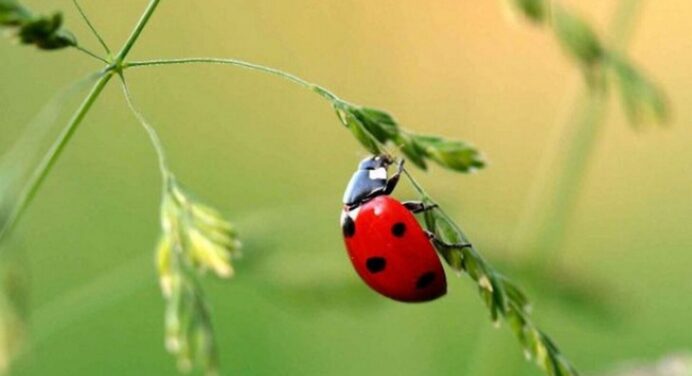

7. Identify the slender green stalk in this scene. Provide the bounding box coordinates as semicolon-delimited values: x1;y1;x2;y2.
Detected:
513;0;646;267
124;58;342;103
72;44;109;64
0;71;104;172
0;0;165;244
114;0;161;63
513;88;608;266
118;75;171;183
71;0;112;55
0;72;112;242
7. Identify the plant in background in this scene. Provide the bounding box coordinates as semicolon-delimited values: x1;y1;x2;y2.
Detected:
507;0;668;272
508;0;667;125
0;0;74;50
0;1;668;376
484;1;669;373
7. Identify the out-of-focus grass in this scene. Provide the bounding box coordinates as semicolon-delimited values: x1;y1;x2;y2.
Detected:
1;1;692;375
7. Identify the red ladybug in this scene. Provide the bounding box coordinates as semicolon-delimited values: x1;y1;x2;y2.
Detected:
340;155;468;302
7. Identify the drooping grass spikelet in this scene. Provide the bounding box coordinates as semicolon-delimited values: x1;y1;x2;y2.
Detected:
410;176;579;376
334;103;485;173
155;179;240;376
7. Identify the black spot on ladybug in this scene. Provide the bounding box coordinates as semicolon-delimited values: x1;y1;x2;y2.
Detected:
342;215;355;238
365;257;386;273
416;271;436;289
391;222;406;237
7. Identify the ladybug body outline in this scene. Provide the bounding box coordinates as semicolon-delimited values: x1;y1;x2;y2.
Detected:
341;155;447;302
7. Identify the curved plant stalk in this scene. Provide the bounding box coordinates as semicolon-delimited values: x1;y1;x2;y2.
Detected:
403;170;579;376
124;58;485;173
125;58;342;103
350;115;580;375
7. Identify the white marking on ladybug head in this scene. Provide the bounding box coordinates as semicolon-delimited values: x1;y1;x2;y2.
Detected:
347;206;361;219
369;167;387;180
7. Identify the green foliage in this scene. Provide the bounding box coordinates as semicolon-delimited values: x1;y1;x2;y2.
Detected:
511;0;549;23
553;6;604;66
420;203;579;376
0;0;75;50
157;180;241;375
607;54;669;125
0;0;29;25
508;0;669;126
413;134;485;172
335;103;485;173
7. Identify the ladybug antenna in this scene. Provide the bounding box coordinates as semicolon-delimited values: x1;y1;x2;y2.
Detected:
377;154;394;167
358;154;392;170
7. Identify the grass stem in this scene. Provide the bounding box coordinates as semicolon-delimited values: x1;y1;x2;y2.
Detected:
118;75;171;183
513;0;646;267
71;0;112;55
124;58;343;103
0;72;113;242
114;0;161;63
72;44;109;64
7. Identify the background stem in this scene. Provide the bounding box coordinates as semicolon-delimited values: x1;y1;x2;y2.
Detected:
0;73;112;242
114;0;161;62
512;0;645;268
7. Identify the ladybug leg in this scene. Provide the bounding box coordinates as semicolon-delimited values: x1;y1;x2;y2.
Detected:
383;159;405;195
403;201;438;214
424;230;472;250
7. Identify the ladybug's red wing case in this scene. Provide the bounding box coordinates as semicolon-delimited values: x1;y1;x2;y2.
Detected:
341;196;447;302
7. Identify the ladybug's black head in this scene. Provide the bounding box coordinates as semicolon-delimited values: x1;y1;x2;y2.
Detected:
343;155;394;209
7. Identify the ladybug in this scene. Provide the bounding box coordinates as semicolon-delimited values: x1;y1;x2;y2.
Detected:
340;155;469;303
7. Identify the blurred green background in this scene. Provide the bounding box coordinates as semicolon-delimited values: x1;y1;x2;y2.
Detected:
1;0;692;375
